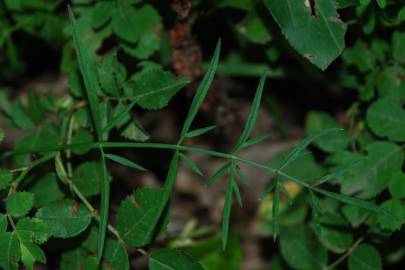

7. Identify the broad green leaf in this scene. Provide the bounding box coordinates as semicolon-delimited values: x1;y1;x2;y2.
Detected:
97;53;126;97
15;218;50;244
342;40;376;72
149;248;203;270
14;125;60;155
28;173;65;208
60;247;88;270
104;153;147;171
377;199;404;231
180;153;203;176
316;214;353;253
35;200;91;238
264;0;346;70
68;6;102;140
120;121;150;142
222;180;233;249
388;172;405;199
124;67;188;110
367;96;405;141
186;234;242;270
121;31;160;59
338;142;404;198
305;111;349;152
234;72;266;151
19;241;46;270
73;162;109;197
91;1;113;28
375;67;405;98
392;31;405;63
0;232;21;270
71;130;93;155
0;169;13;190
318;159;362;185
116;188;169;247
237;10;272;44
348;244;382;270
280;226;328;270
11;99;35;129
103;240;129;270
178;40;221;143
6;192;34;217
0;214;7;232
279;128;343;170
342;204;370;228
186;125;216;139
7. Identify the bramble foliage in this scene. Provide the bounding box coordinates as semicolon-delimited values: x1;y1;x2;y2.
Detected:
0;0;404;269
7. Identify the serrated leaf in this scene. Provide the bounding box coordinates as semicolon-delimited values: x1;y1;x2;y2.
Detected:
377;199;404;231
124;67;188;110
264;0;346;70
116;188;169;247
186;125;216;139
338;141;404;198
0;169;13;190
97;53;126;97
234;72;266;152
279;128;343;170
222;180;233;249
149;248;203;270
348;244;382;270
180;153;203;176
280;226;328;270
19;241;46;270
35;200;91;238
16;218;50;244
178;40;221;143
367;96;405;141
103;240;129;270
104;153;147;171
68;6;102;140
6;192;34;217
0;232;21;270
388;172;405;199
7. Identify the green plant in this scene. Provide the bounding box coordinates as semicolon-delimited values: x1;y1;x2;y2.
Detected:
1;0;404;269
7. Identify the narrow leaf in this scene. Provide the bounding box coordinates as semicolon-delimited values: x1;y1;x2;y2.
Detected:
207;162;231;186
222;180;233;250
231;176;243;208
68;6;102;140
239;133;271;150
185;125;216;139
279;128;343;170
97;148;110;263
272;180;280;242
234;72;266;151
317;159;362;185
104;153;147;171
102;101;137;135
178;40;221;143
179;153;203;176
234;164;249;186
279;182;292;205
260;180;277;200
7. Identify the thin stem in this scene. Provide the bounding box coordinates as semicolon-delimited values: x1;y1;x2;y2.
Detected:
325;236;365;270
